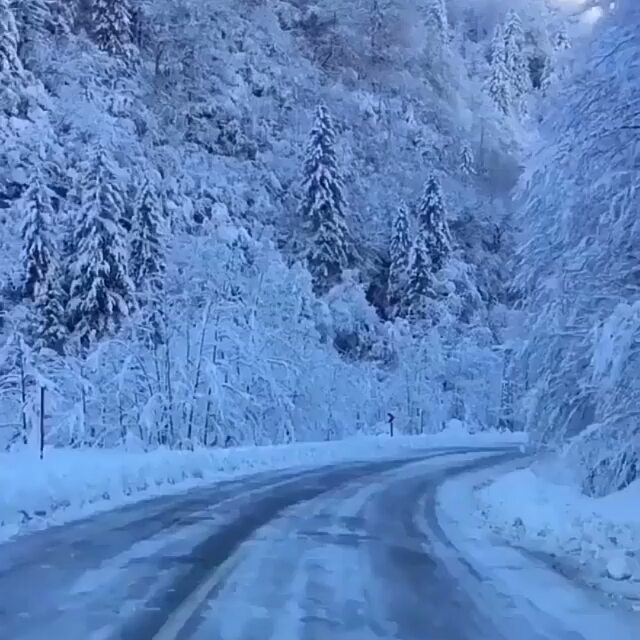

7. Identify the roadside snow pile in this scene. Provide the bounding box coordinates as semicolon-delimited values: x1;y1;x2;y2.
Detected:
436;461;640;639
476;461;640;602
0;427;525;542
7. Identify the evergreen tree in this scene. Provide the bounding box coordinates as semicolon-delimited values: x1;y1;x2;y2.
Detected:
415;174;452;272
19;168;67;353
504;10;530;99
0;0;24;80
425;0;448;41
68;147;136;347
92;0;135;60
49;0;77;37
540;56;554;96
20;172;56;302
554;26;571;51
34;270;67;354
299;105;354;294
459;143;475;176
404;234;436;320
10;0;49;59
388;202;411;308
488;24;511;115
368;0;384;55
130;177;165;297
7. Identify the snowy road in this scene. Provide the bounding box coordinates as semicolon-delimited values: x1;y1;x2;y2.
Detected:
0;446;623;640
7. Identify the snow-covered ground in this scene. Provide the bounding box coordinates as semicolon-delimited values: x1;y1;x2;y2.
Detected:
436;461;640;640
0;423;525;543
442;457;640;611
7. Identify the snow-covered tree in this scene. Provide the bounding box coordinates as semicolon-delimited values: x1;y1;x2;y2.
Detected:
34;270;66;354
488;24;511;115
415;174;452;272
504;10;530;100
388;202;410;309
92;0;135;60
459;143;475;176
554;26;571;52
514;0;640;494
0;0;24;80
404;234;436;321
425;0;449;41
68;147;136;347
20;172;56;302
49;0;77;37
130;178;165;297
367;0;385;60
299;105;354;294
10;0;49;58
539;56;555;95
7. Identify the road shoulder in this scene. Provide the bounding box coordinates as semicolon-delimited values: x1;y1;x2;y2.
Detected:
434;460;640;640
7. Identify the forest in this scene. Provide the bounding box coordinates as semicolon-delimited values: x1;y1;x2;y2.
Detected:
1;0;635;497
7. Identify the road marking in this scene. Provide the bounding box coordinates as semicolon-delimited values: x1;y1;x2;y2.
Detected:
151;547;245;640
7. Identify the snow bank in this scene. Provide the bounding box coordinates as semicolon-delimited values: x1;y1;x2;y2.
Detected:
0;427;525;542
435;461;640;639
476;462;640;603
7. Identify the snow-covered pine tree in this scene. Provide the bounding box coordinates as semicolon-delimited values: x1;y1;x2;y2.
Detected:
503;10;530;99
0;0;24;80
130;177;165;298
459;143;475;176
404;234;436;321
68;146;136;347
368;0;384;59
540;56;555;96
415;174;452;272
487;24;511;115
92;0;135;60
34;269;66;354
10;0;49;59
49;0;77;37
554;26;571;51
388;202;410;309
425;0;449;41
20;171;57;302
299;104;354;294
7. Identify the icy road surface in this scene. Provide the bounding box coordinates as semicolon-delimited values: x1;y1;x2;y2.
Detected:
0;447;635;640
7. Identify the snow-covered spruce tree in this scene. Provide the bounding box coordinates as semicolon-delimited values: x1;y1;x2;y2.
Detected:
539;57;555;96
34;269;66;353
92;0;135;60
20;172;56;302
425;0;449;41
387;202;410;310
487;24;511;116
503;10;530;101
0;0;24;80
130;178;165;297
49;0;77;37
415;174;451;272
10;0;49;59
68;147;136;348
404;234;436;321
554;26;571;52
367;0;384;60
299;105;354;294
19;168;67;352
459;143;475;176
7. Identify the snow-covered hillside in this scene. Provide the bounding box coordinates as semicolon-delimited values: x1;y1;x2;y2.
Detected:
0;0;568;451
511;0;639;496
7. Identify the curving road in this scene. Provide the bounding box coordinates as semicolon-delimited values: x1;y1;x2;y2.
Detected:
0;447;616;640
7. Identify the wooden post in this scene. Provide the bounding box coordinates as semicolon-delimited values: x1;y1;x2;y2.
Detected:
39;386;45;460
